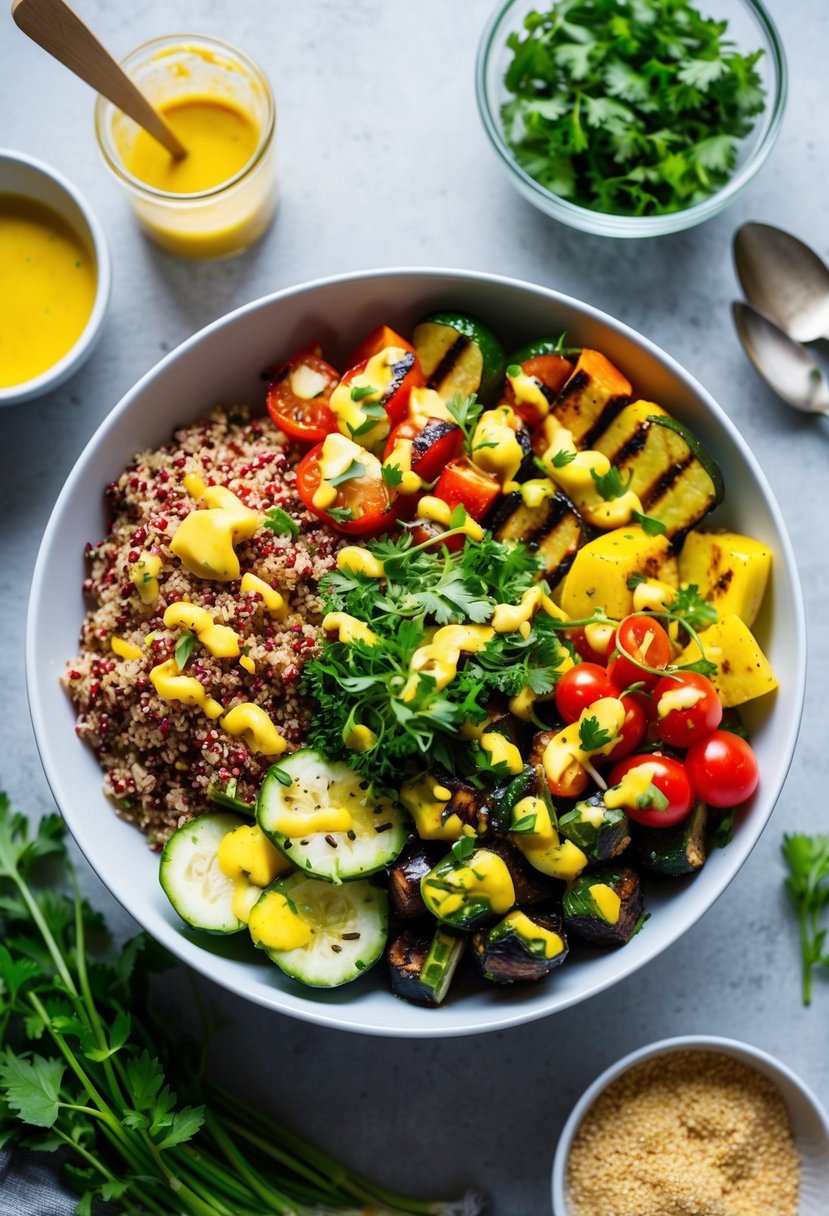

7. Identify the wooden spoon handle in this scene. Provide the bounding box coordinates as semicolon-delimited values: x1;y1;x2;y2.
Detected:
11;0;186;159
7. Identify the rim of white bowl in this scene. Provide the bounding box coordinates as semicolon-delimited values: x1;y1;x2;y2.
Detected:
551;1034;829;1214
0;148;111;406
26;267;807;1036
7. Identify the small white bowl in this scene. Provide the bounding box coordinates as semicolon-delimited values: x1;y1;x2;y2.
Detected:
552;1035;829;1216
0;149;111;406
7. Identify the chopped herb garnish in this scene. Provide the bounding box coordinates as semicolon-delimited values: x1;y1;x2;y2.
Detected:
590;465;632;501
626;572;647;591
264;507;300;538
381;462;404;488
510;812;538;835
326;459;366;488
350;383;379;402
632;511;667;536
551;449;577;468
635;782;670;812
578;715;612;752
450;836;476;867
174;632;196;671
327;506;356;524
444;391;484;456
506;364;523;378
670;583;718;630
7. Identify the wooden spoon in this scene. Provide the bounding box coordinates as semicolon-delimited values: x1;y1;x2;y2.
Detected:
12;0;186;159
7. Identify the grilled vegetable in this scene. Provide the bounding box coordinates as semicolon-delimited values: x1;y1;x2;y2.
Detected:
252;873;388;987
678;529;771;628
488;836;566;903
592;402;724;541
386;923;466;1006
432;456;501;521
160;812;249;934
257;751;408;881
563;867;643;946
389;841;441;921
399;770;491;841
414;311;506;404
472;908;568;984
559;524;678;619
552;348;632;448
559;794;631;862
421;842;515;930
506;346;575;427
675;614;778;708
635;801;709;877
487;489;587;585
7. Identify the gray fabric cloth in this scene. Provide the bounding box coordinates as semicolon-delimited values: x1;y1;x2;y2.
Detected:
0;1148;119;1216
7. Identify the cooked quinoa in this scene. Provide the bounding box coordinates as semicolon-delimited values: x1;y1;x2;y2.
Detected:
63;406;342;848
566;1050;800;1216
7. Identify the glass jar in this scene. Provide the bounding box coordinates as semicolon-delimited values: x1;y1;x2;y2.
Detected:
95;35;276;259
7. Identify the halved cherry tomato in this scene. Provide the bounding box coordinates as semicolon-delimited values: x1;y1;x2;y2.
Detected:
383;418;464;485
295;442;394;536
686;731;759;807
432;458;500;521
349;324;415;367
607;615;672;691
608;752;694;828
568;626;610;666
554;664;617;724
335;349;424;433
265;346;339;444
652;671;722;749
602;693;648;763
506;353;574;427
546;760;590;800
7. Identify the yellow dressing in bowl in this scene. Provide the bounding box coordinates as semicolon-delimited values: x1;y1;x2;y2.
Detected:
124;97;260;194
0;195;96;388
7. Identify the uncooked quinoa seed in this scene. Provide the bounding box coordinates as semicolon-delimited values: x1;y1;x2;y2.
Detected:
566;1050;800;1216
63;406;342;847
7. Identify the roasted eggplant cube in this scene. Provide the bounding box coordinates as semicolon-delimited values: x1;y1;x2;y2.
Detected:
563;867;643;947
387;924;466;1007
558;794;631;863
389;841;442;921
399;769;491;840
473;909;568;985
491;764;548;836
636;801;709;877
486;490;587;586
486;837;562;907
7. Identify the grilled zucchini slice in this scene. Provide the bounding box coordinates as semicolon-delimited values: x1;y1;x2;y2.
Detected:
487;489;587;585
413;311;506;405
635;801;709;877
387;923;466;1006
593;401;724;541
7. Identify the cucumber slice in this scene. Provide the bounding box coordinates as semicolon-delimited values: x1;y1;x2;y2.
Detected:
256;750;408;882
258;873;388;987
413;311;506;405
159;812;246;934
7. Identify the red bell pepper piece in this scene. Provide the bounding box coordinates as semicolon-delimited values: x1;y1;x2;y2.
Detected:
432;458;500;522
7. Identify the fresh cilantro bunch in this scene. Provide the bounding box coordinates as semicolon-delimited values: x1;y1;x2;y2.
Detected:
0;793;475;1215
501;0;766;216
304;531;574;785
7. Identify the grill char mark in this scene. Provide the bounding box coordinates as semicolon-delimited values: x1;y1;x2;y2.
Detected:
427;333;472;390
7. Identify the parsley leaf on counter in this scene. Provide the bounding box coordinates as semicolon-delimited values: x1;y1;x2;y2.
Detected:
501;0;766;217
782;833;829;1006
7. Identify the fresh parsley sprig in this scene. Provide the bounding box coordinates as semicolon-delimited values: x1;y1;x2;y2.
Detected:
444;392;485;456
782;833;829;1006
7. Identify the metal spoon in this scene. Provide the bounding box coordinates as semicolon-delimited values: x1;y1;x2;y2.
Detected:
733;222;829;343
731;301;829;415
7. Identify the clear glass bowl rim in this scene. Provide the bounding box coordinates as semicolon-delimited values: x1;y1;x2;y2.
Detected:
94;33;275;203
475;0;788;237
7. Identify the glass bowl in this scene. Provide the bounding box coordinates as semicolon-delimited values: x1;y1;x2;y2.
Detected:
476;0;787;238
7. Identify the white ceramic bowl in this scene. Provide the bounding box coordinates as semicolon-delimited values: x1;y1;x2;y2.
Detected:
552;1035;829;1215
27;269;805;1037
0;149;111;406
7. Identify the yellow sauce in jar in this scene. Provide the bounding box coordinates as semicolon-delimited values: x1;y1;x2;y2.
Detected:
123;97;260;194
0;195;96;388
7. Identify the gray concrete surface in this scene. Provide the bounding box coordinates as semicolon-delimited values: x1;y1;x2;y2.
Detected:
1;1;828;1212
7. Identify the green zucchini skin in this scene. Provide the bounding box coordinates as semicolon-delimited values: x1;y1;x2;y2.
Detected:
159;812;248;935
414;311;506;405
508;337;577;363
563;867;643;947
386;923;466;1006
635;802;709;877
558;794;631;863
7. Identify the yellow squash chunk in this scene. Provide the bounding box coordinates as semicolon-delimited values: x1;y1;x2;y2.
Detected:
559;525;678;620
679;531;772;628
677;614;778;708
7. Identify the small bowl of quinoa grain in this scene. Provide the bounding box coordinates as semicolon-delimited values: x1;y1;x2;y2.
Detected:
553;1035;829;1216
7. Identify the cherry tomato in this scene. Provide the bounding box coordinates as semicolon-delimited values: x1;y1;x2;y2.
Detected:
295;442;394;536
652;671;723;749
608;753;694;827
568;626;610;666
607;615;672;691
686;731;759;808
265;347;339;444
545;759;590;800
555;664;618;724
602;693;648;763
433;458;500;521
